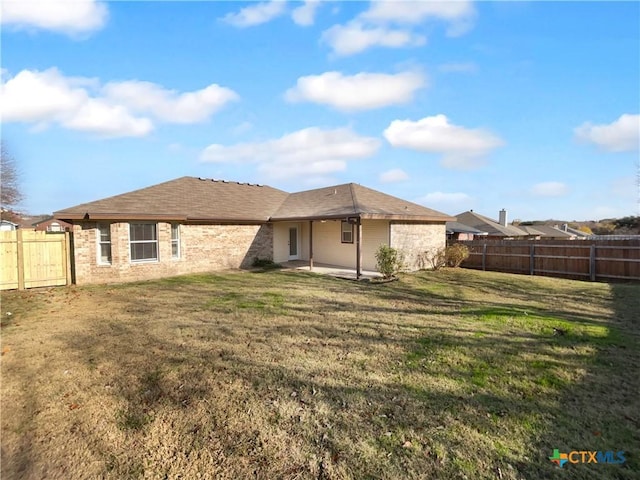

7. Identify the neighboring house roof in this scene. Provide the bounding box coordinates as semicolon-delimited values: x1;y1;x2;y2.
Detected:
1;210;30;228
517;225;547;237
31;215;72;228
54;177;290;222
31;215;55;227
455;211;530;237
519;225;574;238
26;214;50;225
0;220;18;228
563;226;591;238
271;183;454;221
55;177;454;223
446;221;486;235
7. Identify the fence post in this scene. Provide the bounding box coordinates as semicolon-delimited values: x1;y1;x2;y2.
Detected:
589;245;596;281
64;231;72;285
482;243;487;271
16;229;25;290
529;244;535;275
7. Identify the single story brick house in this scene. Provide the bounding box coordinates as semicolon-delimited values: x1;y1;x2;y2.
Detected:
54;177;454;285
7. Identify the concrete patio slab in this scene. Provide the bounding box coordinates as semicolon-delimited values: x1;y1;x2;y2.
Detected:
280;261;382;281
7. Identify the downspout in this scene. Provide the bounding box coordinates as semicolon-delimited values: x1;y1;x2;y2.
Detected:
309;220;314;271
356;216;361;279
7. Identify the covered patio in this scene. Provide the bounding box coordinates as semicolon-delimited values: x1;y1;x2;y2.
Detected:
270;183;454;279
280;260;382;281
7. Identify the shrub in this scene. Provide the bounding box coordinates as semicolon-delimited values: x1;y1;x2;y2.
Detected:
252;258;282;270
423;247;446;270
423;245;470;270
445;243;470;268
375;245;404;279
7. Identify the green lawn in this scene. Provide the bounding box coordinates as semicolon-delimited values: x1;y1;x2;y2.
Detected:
1;269;638;479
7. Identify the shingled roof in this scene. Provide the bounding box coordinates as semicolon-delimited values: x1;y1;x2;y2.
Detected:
54;177;289;222
519;225;574;238
455;210;529;237
55;177;454;223
446;221;487;236
270;183;454;221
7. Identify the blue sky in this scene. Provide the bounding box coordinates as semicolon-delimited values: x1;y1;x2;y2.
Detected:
1;0;639;222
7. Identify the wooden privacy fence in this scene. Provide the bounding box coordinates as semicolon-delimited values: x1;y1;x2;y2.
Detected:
457;239;640;282
0;230;72;290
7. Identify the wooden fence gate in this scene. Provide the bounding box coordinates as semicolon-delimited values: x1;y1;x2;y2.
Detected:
0;230;72;290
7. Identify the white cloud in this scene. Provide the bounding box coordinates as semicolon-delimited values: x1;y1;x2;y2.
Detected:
1;69;86;123
383;114;504;169
361;1;475;36
530;181;569;197
416;191;472;205
63;100;153;137
0;68;151;137
379;168;409;183
103;81;238;123
574;114;640;152
285;71;426;111
322;21;425;56
222;1;287;28
0;68;237;138
292;0;321;26
200;126;380;180
438;62;478;74
1;0;108;36
322;0;475;56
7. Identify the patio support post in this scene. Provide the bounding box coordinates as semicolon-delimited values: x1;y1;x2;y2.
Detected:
309;220;314;270
356;216;361;279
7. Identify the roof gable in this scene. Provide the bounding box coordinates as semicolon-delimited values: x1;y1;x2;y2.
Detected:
271;183;453;221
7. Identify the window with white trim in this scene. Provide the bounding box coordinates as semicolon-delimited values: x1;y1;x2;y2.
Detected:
341;221;353;244
130;223;158;262
171;223;180;259
97;223;112;265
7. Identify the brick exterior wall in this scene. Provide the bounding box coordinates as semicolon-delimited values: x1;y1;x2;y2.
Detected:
389;222;446;271
71;221;273;285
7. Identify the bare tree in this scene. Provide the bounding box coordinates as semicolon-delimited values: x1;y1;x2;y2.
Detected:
1;142;23;209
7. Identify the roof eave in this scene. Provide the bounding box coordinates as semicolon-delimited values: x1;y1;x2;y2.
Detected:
362;213;455;222
185;217;268;224
270;213;356;222
270;213;454;222
54;212;270;224
54;212;189;221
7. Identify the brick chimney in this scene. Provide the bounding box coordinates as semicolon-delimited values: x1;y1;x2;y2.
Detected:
499;209;508;227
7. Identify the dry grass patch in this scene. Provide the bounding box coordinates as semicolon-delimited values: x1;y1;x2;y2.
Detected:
1;269;638;479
